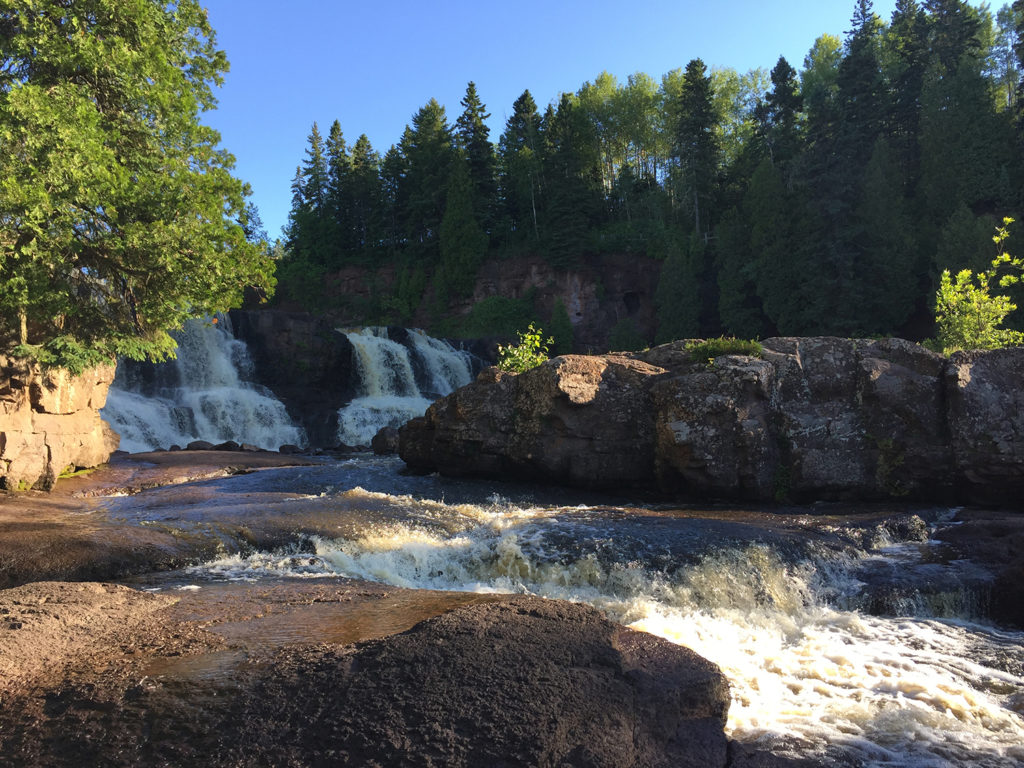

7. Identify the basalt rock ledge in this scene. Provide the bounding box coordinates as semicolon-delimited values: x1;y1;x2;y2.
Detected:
399;337;1024;505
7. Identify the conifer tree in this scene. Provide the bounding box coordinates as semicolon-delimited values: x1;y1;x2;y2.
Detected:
455;82;498;230
498;90;544;241
674;59;720;238
348;134;384;251
439;158;488;297
325;120;351;254
400;99;455;248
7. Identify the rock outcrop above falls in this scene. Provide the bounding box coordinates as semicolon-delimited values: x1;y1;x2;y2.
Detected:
0;358;119;490
400;337;1024;504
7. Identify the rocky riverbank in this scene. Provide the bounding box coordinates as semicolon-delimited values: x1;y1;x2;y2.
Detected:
400;337;1024;505
0;357;119;491
2;451;1022;767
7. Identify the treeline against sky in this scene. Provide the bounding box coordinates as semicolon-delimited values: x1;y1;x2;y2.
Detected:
279;0;1024;342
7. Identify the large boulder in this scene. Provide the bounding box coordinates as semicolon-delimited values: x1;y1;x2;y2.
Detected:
403;355;664;488
230;597;731;768
0;357;119;491
400;338;1024;504
944;347;1024;505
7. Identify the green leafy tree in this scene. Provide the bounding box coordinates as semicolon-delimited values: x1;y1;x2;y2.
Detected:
935;218;1024;350
0;0;273;369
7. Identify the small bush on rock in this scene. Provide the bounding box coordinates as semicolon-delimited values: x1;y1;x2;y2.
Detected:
497;324;553;373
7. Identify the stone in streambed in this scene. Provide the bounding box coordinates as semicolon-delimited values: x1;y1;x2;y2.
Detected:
229;596;730;768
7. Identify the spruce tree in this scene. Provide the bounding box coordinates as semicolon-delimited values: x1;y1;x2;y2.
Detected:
674;59;720;238
348;134;384;252
400;99;455;248
455;82;498;230
498;90;544;242
325;120;351;255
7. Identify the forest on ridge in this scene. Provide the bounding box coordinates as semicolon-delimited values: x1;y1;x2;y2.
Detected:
277;0;1024;348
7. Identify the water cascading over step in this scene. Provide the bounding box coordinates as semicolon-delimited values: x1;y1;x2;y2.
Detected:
187;479;1024;768
337;328;476;447
101;316;306;453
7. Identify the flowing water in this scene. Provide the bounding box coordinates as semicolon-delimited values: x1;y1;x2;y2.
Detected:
101;316;306;452
102;323;1024;765
336;327;475;446
168;457;1024;768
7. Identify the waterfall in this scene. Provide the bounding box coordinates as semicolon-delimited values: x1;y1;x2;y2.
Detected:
101;316;306;453
337;328;475;447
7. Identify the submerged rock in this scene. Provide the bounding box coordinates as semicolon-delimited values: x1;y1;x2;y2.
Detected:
401;338;1024;504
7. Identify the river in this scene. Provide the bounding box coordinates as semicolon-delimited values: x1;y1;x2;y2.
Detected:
98;454;1023;768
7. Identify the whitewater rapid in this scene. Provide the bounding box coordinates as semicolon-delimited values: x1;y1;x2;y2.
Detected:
185;474;1024;768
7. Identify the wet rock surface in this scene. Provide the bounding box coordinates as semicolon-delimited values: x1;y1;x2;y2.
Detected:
401;338;1024;505
0;583;732;768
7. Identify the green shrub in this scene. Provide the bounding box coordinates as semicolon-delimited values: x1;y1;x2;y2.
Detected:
934;218;1024;353
686;336;763;364
497;323;553;373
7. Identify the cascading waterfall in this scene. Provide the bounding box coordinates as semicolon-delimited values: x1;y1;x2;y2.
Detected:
188;471;1024;768
336;328;475;446
101;316;306;453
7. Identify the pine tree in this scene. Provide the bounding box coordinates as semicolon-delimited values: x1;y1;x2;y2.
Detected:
655;236;703;342
762;56;802;168
885;0;929;190
348;134;384;252
455;82;498;230
851;137;918;333
325;120;351;254
400;99;455;248
498;90;544;242
544;93;603;267
674;59;720;237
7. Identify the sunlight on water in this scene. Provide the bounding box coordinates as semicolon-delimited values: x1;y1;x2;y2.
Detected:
192;493;1024;767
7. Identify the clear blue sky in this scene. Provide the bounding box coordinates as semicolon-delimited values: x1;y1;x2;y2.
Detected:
199;0;899;239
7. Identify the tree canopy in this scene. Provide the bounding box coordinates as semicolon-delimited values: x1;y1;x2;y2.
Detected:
278;0;1024;349
0;0;274;371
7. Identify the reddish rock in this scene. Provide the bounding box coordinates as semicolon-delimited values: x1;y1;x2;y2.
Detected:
400;338;1024;504
0;357;119;490
229;597;731;768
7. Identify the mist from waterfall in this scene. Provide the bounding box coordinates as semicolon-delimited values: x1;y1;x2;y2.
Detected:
101;316;306;453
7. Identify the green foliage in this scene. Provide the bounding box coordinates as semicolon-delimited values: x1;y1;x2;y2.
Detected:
496;323;553;373
655;236;703;343
548;298;574;354
686;336;764;365
439;158;488;298
0;0;274;369
457;295;536;338
607;319;648;352
935;218;1024;351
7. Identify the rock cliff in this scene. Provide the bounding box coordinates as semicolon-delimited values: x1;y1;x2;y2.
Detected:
0;357;119;490
400;337;1024;505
